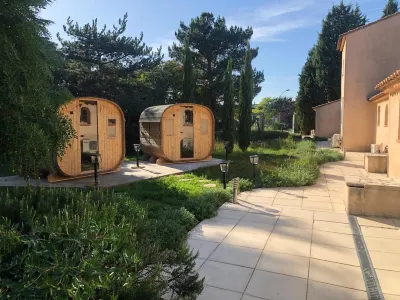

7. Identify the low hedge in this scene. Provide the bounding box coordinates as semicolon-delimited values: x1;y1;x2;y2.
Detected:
0;184;232;299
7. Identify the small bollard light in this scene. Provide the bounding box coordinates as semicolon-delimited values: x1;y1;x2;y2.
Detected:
219;161;229;189
90;153;101;188
133;144;141;168
249;155;259;183
232;177;239;203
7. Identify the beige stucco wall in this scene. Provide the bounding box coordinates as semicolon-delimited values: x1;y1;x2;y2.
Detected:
375;100;389;150
388;91;400;177
314;101;341;138
341;14;400;151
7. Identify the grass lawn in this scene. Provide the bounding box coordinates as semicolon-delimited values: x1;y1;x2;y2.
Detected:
0;138;342;299
193;138;343;188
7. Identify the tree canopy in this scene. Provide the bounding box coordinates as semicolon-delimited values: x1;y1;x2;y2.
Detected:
221;59;235;151
314;2;366;103
296;2;366;134
0;0;74;177
182;40;195;102
383;0;399;17
169;12;264;117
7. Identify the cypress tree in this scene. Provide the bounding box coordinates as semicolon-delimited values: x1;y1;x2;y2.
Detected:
295;47;319;134
222;59;235;152
182;40;195;102
238;46;253;152
383;0;399;17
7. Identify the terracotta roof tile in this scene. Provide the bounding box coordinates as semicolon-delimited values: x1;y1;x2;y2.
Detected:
375;70;400;90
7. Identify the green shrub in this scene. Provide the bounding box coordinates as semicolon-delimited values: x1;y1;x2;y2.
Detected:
0;187;203;299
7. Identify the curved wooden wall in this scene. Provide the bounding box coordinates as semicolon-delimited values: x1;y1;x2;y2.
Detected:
140;103;214;162
56;97;125;177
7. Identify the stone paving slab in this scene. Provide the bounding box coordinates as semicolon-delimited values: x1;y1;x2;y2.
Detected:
0;158;223;188
193;153;400;299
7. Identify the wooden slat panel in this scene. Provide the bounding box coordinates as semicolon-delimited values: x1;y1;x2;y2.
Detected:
56;97;124;177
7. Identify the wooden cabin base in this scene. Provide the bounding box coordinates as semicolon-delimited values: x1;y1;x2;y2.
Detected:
47;168;120;183
155;156;212;165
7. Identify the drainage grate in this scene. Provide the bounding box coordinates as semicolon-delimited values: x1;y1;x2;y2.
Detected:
349;215;385;300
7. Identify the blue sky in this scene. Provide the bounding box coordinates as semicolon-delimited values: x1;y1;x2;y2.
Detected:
41;0;386;103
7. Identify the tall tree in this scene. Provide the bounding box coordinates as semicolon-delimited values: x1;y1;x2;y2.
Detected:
169;12;264;116
57;14;164;149
238;47;253;151
295;47;319;134
222;59;235;151
182;40;195;102
383;0;399;17
314;2;366;103
0;0;74;177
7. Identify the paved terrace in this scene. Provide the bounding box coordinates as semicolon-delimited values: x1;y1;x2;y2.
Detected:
189;153;400;300
0;159;223;188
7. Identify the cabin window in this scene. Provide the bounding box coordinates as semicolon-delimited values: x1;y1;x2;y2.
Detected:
80;107;91;125
107;119;116;137
201;119;208;134
183;109;193;125
377;106;381;126
384;104;388;127
166;119;175;136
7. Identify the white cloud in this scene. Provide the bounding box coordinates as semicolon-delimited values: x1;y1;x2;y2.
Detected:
255;0;315;21
252;19;311;42
228;0;315;42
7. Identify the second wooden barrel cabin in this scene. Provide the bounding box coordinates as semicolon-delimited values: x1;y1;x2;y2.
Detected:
139;104;214;164
49;97;125;182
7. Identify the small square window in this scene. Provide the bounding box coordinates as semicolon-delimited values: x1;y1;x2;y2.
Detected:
183;110;193;125
108;119;116;137
201;119;208;134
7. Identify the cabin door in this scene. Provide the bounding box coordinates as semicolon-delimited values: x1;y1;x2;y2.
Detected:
79;101;99;173
180;106;194;159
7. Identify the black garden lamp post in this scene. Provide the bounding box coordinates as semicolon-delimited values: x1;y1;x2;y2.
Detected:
90;153;101;188
133;144;141;167
219;161;229;189
223;141;232;161
249;155;259;183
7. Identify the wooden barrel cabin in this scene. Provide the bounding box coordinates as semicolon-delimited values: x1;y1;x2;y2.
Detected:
49;97;125;182
139;104;214;164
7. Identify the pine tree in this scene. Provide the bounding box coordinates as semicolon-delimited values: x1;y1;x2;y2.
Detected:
222;59;235;152
182;40;195;102
169;12;264;115
238;47;253;152
314;2;366;103
383;0;399;17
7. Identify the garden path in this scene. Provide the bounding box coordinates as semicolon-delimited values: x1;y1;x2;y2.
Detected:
189;153;400;300
0;158;223;188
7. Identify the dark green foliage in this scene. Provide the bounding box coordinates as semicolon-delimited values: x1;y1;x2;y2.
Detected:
57;14;166;151
314;2;366;103
295;47;319;134
0;182;233;298
169;12;264;116
296;2;366;134
194;140;343;188
182;40;195;102
238;47;254;151
222;59;235;152
383;0;399;17
0;0;75;177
